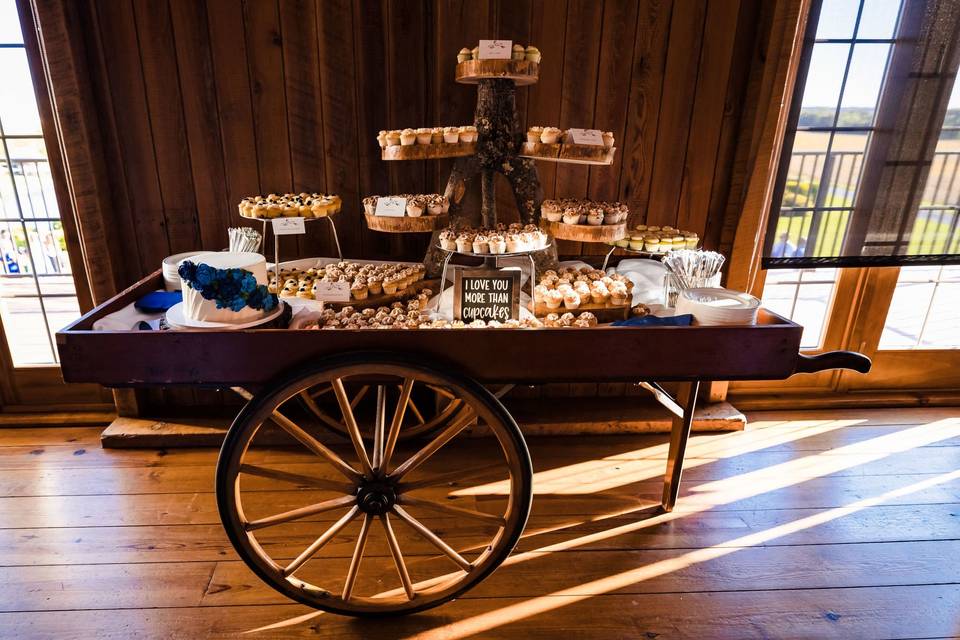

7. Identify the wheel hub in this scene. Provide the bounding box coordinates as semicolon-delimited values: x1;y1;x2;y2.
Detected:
355;481;397;515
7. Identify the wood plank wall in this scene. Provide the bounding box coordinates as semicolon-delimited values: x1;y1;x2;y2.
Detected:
39;0;765;286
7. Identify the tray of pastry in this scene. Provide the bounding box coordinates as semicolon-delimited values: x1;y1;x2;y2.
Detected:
237;193;342;219
378;127;477;160
532;266;632;322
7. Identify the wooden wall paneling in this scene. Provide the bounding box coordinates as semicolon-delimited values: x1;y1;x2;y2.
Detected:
644;0;707;229
92;0;169;275
584;0;640;259
526;0;567;206
316;0;362;259
432;0;489;225
678;0;741;238
243;0;296;259
351;0;392;259
493;0;532;222
703;0;761;251
132;0;202;256
618;0;672;228
206;0;261;230
169;0;230;253
553;0;603;258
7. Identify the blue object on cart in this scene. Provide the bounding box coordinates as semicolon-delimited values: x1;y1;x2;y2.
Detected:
611;314;693;327
135;290;182;313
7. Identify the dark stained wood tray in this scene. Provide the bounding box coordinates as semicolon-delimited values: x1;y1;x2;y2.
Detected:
58;271;808;388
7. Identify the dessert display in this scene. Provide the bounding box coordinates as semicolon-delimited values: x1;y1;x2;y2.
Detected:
455;43;541;86
533;266;633;313
539;199;628;242
520;126;616;164
455;43;542;64
438;223;549;255
305;305;602;330
378;126;477;160
362;194;450;217
270;261;427;302
237;193;342;219
613;225;700;253
176;252;278;326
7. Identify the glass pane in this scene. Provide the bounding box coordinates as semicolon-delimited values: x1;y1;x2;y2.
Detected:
0;219;30;276
43;295;80;362
919;283;960;347
880;267;960;349
0;0;23;45
761;268;837;349
879;280;932;347
856;0;901;39
20;221;67;277
0;48;41;135
815;0;860;40
0;294;53;364
798;44;850;127
837;43;891;126
7;139;55;219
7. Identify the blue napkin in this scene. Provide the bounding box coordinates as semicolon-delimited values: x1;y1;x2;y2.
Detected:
135;290;182;313
612;314;693;327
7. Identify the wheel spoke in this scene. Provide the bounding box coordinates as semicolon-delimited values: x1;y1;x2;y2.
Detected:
399;496;505;526
232;387;361;483
331;378;375;478
350;385;370;410
424;383;456;400
239;464;354;494
397;465;501;492
407;395;426;424
341;514;373;600
382;378;414;472
245;494;356;531
389;405;476;481
372;385;386;471
283;505;360;576
380;513;415;600
308;384;333;399
392;504;473;571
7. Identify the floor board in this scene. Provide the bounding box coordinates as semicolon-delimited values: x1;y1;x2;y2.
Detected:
0;407;957;638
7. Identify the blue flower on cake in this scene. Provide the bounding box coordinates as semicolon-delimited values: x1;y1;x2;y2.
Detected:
178;260;278;313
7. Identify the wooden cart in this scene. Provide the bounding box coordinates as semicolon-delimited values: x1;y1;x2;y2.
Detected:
57;270;870;617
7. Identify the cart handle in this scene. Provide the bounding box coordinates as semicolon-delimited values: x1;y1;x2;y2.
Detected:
794;351;872;375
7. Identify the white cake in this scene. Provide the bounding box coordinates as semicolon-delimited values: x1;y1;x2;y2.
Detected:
180;252;270;324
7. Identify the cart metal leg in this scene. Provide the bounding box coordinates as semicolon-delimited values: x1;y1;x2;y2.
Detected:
660;380;700;512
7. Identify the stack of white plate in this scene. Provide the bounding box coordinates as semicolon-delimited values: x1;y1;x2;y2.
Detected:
162;251;204;291
675;287;760;326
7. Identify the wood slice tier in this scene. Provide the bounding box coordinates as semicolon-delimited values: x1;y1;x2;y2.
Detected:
455;59;539;85
540;220;626;243
238;209;340;221
533;299;629;323
381;143;476;160
364;212;449;233
520;144;616;166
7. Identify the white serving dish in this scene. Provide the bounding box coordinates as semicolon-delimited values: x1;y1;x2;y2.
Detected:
675;287;759;326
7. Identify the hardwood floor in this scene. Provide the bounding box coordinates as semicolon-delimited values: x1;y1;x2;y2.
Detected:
0;407;958;639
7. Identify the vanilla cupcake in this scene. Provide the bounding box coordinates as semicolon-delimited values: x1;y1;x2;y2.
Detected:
609;282;628;305
457;47;472;63
579;311;598;327
525;46;541;63
545;290;563;310
512;44;525;61
533;284;549;304
351;281;369;300
587;208;604;226
563;290;581;310
431;127;443;144
505;232;522;253
443;126;460;144
383;276;399;295
459;126;477;143
527;126;544;143
386;130;401;146
590;282;609;305
406;197;424;217
416;128;432;145
540;127;561;144
439;231;457;253
471;45;480;59
644;236;660;253
541;200;562;222
400;128;416;145
562;207;581;225
659;237;674;253
602;131;615;148
472;234;489;254
362;195;378;215
456;234;473;253
489;234;506;254
377;131;388;148
684;233;699;249
426;195;444;215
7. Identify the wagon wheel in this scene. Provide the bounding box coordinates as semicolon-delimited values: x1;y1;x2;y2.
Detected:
298;380;462;440
217;353;532;617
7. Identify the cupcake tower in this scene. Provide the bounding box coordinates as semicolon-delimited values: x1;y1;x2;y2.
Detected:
236;192;343;269
362;194;451;233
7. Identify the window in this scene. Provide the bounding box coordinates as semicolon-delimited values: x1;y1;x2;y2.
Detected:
880;265;960;349
0;0;78;365
760;268;838;349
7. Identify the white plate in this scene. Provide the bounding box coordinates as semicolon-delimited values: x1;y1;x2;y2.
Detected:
165;301;286;330
676;287;759;325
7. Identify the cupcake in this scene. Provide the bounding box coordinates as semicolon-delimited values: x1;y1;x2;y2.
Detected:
527;126;543;143
472;234;489;254
540;127;561;144
351;281;369;300
472;45;480;59
505;233;522;253
684;233;699;249
426;195;444;215
431;127;444;144
579;311;598;327
416;128;433;145
362;195;378;215
590;282;609;305
385;130;401;146
659;237;674;253
602;131;615;148
512;44;525;61
562;208;581;225
644;236;660;253
400;128;416;145
456;234;473;253
406;197;424;217
525;46;541;63
376;131;388;148
615;237;630;248
545;290;563;310
489;234;506;254
587;208;604;226
443;126;460;144
459;126;477;143
563;290;581;310
533;284;549;304
543;312;560;327
383;277;399;295
558;312;576;327
541;200;562;222
609;282;628;305
457;47;472;63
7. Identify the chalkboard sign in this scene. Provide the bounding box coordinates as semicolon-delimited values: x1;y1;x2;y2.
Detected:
454;269;520;322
